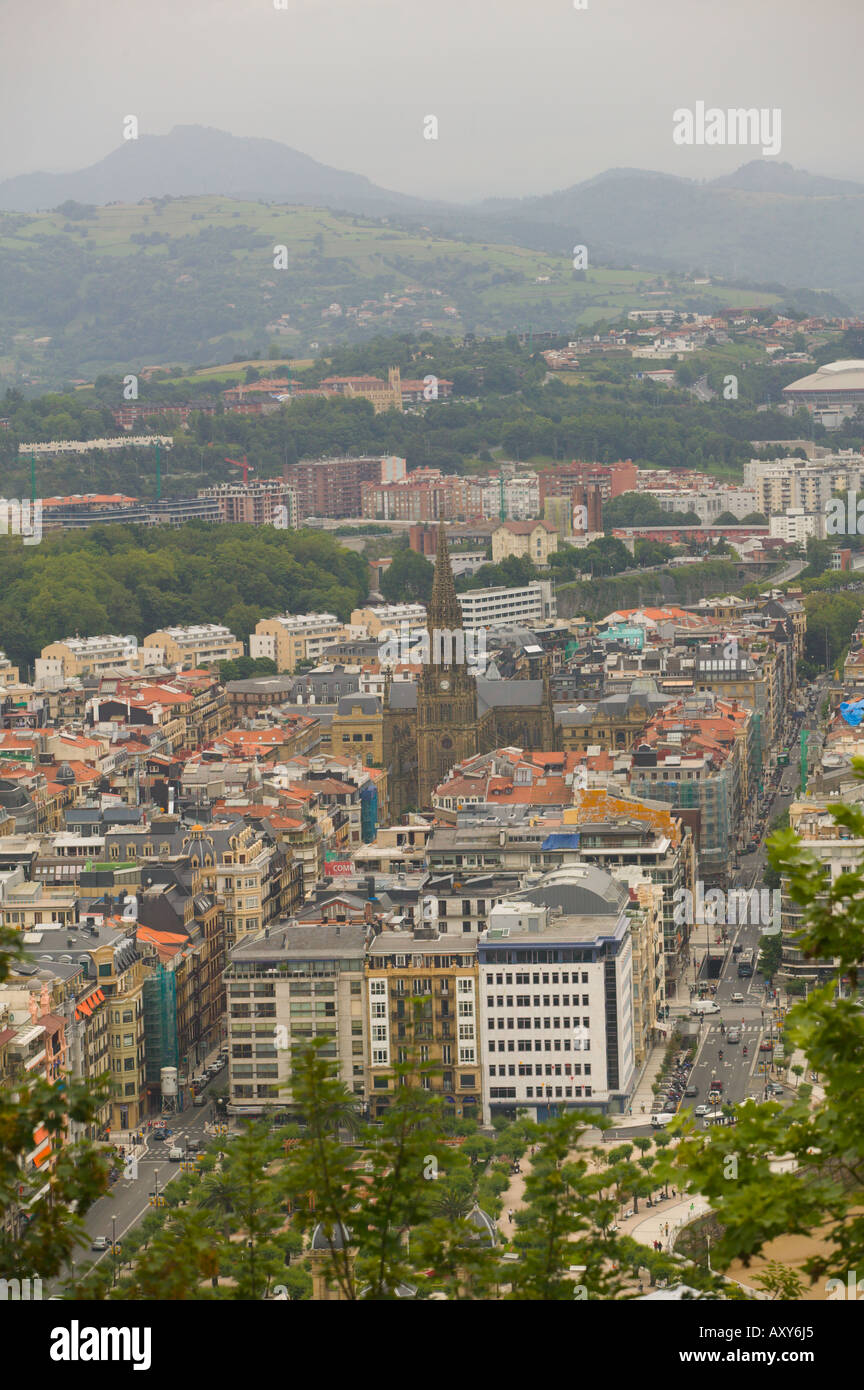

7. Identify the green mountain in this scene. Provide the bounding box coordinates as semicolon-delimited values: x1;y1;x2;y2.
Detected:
0;198;779;388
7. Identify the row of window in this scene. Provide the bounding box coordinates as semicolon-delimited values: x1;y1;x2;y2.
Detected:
489;1085;593;1099
491;995;589;1008
489;1039;588;1053
487;971;590;986
490;1063;592;1077
487;1018;590;1032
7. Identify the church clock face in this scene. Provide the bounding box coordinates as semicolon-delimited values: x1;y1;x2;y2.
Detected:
439;678;450;691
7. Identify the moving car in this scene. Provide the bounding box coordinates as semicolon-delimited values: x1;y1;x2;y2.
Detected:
766;1082;785;1097
91;1236;110;1252
684;1084;699;1097
759;1040;773;1052
727;1027;741;1044
150;1131;167;1142
694;1104;710;1116
168;1146;184;1161
690;1001;720;1016
650;1113;675;1128
192;1094;207;1107
730;992;745;1003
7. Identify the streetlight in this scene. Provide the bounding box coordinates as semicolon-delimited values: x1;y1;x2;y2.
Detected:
112;1214;117;1288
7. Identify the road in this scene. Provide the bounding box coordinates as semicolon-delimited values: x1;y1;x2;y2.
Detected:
664;673;831;1126
52;1069;228;1289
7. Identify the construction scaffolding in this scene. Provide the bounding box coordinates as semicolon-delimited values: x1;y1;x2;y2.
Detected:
142;967;179;1113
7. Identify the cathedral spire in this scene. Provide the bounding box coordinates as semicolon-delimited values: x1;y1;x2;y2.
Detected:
428;523;462;635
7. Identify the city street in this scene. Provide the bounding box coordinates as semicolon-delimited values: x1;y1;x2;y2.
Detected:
51;1068;228;1289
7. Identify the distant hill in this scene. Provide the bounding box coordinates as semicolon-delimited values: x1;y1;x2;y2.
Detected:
457;163;864;304
2;129;863;305
709;161;864;196
0;124;430;217
0;197;780;387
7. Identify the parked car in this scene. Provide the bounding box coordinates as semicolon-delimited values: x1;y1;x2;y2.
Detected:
192;1095;207;1107
91;1236;110;1252
766;1082;785;1097
759;1039;774;1052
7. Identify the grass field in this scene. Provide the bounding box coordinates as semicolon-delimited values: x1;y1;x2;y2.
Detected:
0;196;783;386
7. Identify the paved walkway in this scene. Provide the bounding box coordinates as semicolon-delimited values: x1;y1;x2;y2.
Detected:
625;1196;712;1253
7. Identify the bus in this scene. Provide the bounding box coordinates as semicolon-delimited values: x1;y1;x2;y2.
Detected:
737;949;755;978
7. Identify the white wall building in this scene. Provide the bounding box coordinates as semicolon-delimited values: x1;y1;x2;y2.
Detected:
478;866;635;1122
457;581;556;630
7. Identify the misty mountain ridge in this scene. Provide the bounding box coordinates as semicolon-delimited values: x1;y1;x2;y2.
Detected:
0;124;430;217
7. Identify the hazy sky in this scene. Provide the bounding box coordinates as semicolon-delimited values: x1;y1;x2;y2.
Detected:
1;0;861;199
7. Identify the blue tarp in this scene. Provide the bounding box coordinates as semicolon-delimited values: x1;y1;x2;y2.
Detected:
840;700;864;727
540;833;581;850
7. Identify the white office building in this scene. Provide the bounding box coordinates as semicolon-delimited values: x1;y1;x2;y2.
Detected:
458;581;556;631
478;865;635;1122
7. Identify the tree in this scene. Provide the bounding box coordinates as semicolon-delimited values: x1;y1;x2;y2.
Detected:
670;786;864;1289
0;927;112;1282
379;548;434;603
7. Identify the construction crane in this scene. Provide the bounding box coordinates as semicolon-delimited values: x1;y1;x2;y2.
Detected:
226;454;254;486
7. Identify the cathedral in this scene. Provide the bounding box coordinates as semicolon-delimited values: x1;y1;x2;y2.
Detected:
383;525;558;815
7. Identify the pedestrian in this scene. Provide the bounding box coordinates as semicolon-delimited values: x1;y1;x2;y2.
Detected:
640;1104;645;1114
508;1209;514;1224
628;1106;632;1116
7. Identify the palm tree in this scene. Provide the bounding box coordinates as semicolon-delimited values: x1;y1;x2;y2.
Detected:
198;1171;242;1237
431;1181;474;1222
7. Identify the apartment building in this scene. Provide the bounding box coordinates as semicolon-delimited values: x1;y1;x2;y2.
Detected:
36;634;143;685
283;456;405;520
491;520;559;567
350;604;428;638
198;480;299;528
143;624;243;670
780;801;860;985
365;918;481;1118
250;613;345;671
361;469;483;522
20;916;148;1131
480;473;539;521
104;816;288;952
743;452;864;517
478;866;636;1122
457;581;556;631
557;789;695;993
0;651;20;686
768;508;825;545
224;922;367;1118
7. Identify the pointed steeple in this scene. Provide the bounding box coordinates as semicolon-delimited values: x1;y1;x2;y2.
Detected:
428;523;462;635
